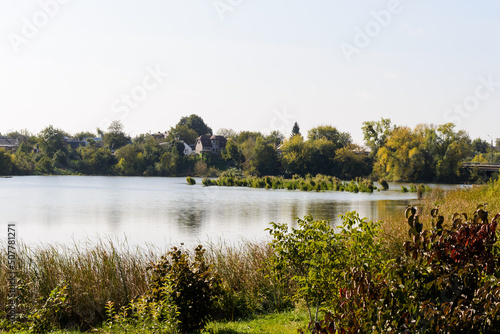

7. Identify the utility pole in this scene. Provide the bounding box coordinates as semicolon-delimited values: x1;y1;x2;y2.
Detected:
488;135;494;164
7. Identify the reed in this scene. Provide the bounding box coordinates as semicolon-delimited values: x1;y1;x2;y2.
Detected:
0;237;291;331
0;238;155;330
206;173;376;193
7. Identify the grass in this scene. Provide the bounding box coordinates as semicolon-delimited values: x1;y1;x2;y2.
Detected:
0;310;309;334
203;309;309;334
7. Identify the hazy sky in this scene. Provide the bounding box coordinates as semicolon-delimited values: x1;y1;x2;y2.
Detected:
1;0;500;144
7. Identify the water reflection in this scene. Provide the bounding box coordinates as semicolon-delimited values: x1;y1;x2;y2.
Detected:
0;176;420;247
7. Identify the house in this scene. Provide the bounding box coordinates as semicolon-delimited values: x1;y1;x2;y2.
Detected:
181;141;193;155
195;135;227;155
152;132;168;141
0;138;20;152
63;137;86;149
159;140;194;156
83;137;104;147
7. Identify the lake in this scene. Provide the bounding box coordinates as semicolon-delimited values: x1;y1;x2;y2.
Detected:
0;176;446;248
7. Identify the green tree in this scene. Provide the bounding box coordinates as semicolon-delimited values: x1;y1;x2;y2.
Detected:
78;146;115;175
429;123;472;182
103;120;131;150
222;138;243;166
280;135;306;175
156;149;182;176
0;149;13;175
307;125;351;150
35;156;54;174
375;126;426;181
291;122;300;138
216;128;237;139
251;137;280;176
115;144;144;176
167;124;199;145
12;149;35;174
304;139;337;176
235;131;263;144
265;130;285;147
176;114;212;137
362;118;393;156
472;138;489;154
334;144;371;179
38;125;69;158
74;131;96;140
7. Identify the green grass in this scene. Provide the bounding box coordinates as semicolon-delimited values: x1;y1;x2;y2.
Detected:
0;310;309;334
203;309;308;334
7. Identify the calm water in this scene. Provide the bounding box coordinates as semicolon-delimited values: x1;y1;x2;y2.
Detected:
0;176;438;247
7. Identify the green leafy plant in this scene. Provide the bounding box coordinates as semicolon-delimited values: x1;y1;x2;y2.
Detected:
267;213;384;326
318;205;500;333
186;176;196;185
28;282;69;334
147;245;222;333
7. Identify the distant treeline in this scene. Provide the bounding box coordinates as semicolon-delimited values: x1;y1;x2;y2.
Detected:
0;115;498;183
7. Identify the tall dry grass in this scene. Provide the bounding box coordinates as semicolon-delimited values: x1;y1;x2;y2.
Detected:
205;240;294;320
379;179;500;257
0;237;288;330
0;238;155;329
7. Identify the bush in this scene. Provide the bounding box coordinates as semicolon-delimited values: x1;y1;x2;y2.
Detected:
320;205;500;333
267;213;384;324
186;176;196;185
147;245;222;333
379;179;389;190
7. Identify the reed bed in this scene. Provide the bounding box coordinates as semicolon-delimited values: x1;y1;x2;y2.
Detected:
205;240;294;321
0;238;156;329
203;173;377;193
0;237;288;330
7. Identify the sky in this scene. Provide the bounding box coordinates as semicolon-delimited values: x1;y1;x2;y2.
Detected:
1;0;500;144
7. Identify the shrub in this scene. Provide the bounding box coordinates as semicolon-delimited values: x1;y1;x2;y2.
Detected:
320;205;500;333
379;179;389;190
186;176;196;185
147;245;222;333
267;213;384;324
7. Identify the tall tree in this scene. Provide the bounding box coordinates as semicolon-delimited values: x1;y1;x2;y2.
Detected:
280;134;306;175
103;120;131;150
307;125;352;150
216;128;237;139
167;124;198;144
38;125;69;157
176;114;212;137
0;149;13;175
266;130;285;147
375;126;426;182
362;118;393;156
291;122;301;138
251;137;280;176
